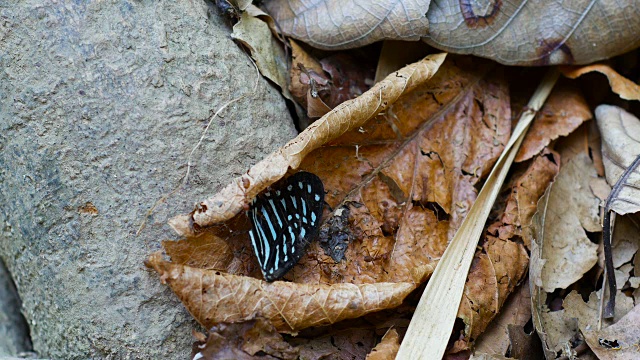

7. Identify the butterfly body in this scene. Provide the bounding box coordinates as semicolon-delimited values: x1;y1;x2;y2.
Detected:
247;172;324;282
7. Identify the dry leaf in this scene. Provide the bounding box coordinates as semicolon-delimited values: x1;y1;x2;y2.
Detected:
583;303;640;360
365;328;399;360
262;0;430;50
292;327;377;360
146;253;414;333
611;215;640;268
374;40;432;84
562;64;640;101
424;0;640;65
454;151;559;351
473;282;532;357
537;152;600;292
174;54;447;233
231;5;291;100
289;41;375;118
596;105;640;215
192;318;299;360
397;69;560;359
515;82;592;162
534;291;634;356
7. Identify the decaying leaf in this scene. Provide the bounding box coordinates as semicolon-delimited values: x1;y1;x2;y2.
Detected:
289;40;375;119
264;0;640;66
453;151;559;351
262;0;430;50
172;53;447;233
231;5;291;100
473;282;532;358
534;291;634;357
562;64;640;101
365;328;399;360
192;318;299;360
535;152;600;292
583;303;640;360
515;82;591;162
146;253;414;333
397;69;560;359
596;105;640;215
424;1;640;66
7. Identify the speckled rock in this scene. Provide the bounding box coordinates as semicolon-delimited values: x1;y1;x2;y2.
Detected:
0;1;296;358
0;259;31;357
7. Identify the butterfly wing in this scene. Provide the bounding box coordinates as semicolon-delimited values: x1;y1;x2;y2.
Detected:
248;172;324;282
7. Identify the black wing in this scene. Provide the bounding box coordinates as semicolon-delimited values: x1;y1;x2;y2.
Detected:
248;172;325;281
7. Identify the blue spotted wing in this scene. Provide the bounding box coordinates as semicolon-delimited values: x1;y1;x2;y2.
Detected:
247;172;325;282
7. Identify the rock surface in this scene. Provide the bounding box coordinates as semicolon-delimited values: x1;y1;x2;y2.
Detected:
0;259;31;357
0;1;296;358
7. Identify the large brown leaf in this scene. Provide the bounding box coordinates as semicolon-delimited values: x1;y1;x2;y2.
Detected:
263;0;640;65
262;0;430;50
146;253;414;333
424;0;640;65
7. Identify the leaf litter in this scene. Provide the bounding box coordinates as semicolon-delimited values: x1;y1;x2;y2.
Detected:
145;30;640;357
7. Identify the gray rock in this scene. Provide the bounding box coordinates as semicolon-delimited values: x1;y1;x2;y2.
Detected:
0;1;296;359
0;258;31;356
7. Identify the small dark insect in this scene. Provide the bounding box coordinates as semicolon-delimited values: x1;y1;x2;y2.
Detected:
247;172;325;281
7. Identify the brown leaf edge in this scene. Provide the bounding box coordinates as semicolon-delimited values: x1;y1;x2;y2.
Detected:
145;252;415;333
561;64;640;101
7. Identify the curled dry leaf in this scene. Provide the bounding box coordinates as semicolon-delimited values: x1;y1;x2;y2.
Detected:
532;152;600;292
596;105;640;215
424;0;640;66
173;53;447;234
262;0;430;50
562;64;640;101
146;253;414;333
365;328;399;360
515;82;592;163
583;303;640;360
231;5;291;100
192;318;298;360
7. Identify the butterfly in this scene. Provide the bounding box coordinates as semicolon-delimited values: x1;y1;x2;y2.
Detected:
247;171;325;282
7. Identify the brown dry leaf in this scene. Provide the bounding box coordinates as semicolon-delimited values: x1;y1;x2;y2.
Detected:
535;152;600;292
292;327;377;360
424;1;640;65
289;40;332;118
453;151;559;351
583;303;640;360
173;53;447;233
515;82;592;162
262;0;430;50
192;318;299;360
595;105;640;215
146;253;414;333
289;41;375;118
231;5;291;100
365;328;399;360
611;215;640;269
473;282;532;358
562;64;640;101
534;291;634;357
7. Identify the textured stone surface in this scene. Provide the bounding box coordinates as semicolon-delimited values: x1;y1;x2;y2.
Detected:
0;1;295;358
0;259;31;357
